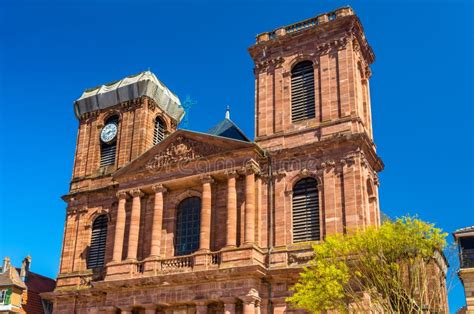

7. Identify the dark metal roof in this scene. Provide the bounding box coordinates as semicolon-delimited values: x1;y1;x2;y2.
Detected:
207;118;251;142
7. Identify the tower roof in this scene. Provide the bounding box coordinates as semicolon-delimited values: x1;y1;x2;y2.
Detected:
74;71;185;122
207;108;251;142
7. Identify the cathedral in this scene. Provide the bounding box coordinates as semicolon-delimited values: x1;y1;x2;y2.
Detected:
44;6;385;314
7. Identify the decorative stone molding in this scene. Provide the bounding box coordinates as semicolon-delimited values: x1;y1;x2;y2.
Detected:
151;184;168;194
320;160;336;170
272;169;286;181
241;288;261;304
120;97;143;112
79;110;100;122
224;170;239;179
286;168;322;195
116;191;129;200
288;250;315;266
129;188;144;198
145;136;225;171
170;189;202;208
254;56;285;72
67;206;88;216
243;159;260;175
200;175;214;185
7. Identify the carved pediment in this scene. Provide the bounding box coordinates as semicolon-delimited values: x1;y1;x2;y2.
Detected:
145;136;225;171
114;130;257;180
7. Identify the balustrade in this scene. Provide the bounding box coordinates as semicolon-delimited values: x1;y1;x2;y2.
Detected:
160;255;194;271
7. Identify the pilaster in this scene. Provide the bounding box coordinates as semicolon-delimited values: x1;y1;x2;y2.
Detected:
112;191;128;262
127;188;144;260
199;176;214;252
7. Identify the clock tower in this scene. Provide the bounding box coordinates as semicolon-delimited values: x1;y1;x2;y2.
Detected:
70;71;184;193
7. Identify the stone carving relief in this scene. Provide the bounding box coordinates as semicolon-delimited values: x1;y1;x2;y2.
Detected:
288;250;315;266
145;136;225;171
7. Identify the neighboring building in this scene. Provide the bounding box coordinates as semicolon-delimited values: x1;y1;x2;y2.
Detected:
454;227;474;313
0;257;26;313
0;257;55;314
40;6;443;314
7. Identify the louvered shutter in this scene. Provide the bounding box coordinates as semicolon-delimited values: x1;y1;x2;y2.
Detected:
87;215;108;269
100;145;116;167
292;178;320;242
291;61;316;122
100;116;118;167
153;117;165;145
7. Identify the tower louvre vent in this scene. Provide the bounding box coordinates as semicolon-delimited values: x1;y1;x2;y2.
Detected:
292;177;320;242
87;215;108;269
291;61;316;122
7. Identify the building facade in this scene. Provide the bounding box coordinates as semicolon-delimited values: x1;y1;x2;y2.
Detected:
454;227;474;313
45;7;384;314
0;257;55;314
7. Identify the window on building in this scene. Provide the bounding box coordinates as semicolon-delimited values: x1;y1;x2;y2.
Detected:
0;290;6;304
42;299;53;314
100;115;119;167
87;215;108;269
175;197;201;256
153;116;166;145
291;61;316;122
292;177;320;242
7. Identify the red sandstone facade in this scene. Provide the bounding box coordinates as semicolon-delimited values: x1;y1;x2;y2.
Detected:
45;7;383;314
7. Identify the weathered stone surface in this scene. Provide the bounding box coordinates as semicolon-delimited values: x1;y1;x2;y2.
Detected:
44;6;447;314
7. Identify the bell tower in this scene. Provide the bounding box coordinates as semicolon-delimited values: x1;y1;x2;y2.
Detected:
70;71;184;192
249;7;384;238
249;6;375;151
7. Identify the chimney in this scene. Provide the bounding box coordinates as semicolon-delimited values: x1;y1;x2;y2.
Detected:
2;257;10;273
20;256;31;281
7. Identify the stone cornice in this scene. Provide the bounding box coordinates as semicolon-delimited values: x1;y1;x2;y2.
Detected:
78;96;145;122
63;183;118;202
267;132;383;173
249;15;374;72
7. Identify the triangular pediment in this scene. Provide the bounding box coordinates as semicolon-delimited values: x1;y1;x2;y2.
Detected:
114;130;256;180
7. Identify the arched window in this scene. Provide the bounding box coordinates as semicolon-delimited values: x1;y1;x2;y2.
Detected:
153;116;166;145
100;115;119;167
292;177;320;242
87;215;108;269
175;197;201;256
291;61;316;122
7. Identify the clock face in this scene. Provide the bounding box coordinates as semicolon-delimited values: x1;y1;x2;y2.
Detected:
100;123;118;143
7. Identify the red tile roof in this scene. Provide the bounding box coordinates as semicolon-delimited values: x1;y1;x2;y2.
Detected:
16;269;55;314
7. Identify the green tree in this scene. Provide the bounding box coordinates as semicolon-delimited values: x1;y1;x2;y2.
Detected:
287;217;448;313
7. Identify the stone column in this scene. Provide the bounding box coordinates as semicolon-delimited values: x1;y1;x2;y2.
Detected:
127;188;144;260
112;191;128;262
120;307;133;314
143;304;157;314
244;162;259;245
195;301;208;314
242;296;258;314
222;297;237;314
150;184;167;257
199;176;213;252
226;171;238;248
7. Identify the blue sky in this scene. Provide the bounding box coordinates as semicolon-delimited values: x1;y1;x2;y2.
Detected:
0;0;472;311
